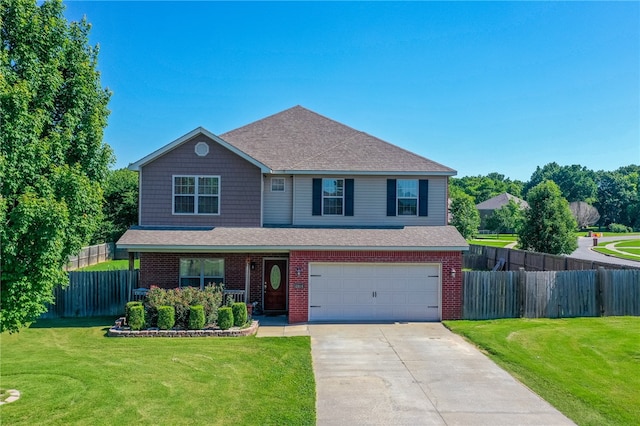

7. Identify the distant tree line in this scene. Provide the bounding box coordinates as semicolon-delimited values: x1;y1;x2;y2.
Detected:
450;163;640;231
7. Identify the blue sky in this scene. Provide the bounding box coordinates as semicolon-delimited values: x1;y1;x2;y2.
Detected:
63;1;639;181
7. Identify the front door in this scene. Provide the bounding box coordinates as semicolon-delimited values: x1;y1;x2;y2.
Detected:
264;259;287;312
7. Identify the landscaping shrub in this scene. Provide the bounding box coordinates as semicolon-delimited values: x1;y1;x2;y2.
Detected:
217;307;234;330
157;305;175;330
609;223;632;233
145;284;223;328
125;301;142;320
127;304;145;330
231;302;248;327
188;305;205;330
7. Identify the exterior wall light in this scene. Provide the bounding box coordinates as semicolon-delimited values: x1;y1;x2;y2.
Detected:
451;268;456;278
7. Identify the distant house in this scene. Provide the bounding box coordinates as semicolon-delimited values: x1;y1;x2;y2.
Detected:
476;193;528;231
117;106;468;323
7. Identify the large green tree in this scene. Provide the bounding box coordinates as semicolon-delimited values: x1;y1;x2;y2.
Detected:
451;173;524;204
92;168;138;243
486;199;525;236
449;187;480;239
519;181;578;255
595;168;639;228
1;0;112;332
524;162;597;203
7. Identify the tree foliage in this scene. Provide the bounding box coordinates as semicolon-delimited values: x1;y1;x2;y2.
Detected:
451;173;524;204
594;168;639;228
92;168;138;243
486;199;525;235
524;162;598;203
519;181;578;255
1;0;111;332
449;188;480;239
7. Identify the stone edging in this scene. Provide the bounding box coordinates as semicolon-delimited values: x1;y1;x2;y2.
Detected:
107;318;259;337
0;389;21;405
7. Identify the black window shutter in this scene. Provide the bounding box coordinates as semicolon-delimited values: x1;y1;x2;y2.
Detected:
312;178;322;216
345;179;354;216
387;179;396;216
419;179;429;217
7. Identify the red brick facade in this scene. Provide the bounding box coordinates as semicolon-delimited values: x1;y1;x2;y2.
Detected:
288;250;463;323
139;252;287;306
140;250;463;323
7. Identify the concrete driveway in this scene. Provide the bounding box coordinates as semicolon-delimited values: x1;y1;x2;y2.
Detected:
310;323;575;425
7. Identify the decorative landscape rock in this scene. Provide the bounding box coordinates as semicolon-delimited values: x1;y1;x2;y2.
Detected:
108;317;258;337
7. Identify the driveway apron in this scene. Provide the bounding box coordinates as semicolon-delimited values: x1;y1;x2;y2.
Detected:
310;323;575;425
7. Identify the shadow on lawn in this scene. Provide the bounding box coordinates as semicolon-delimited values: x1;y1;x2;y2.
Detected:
30;316;117;329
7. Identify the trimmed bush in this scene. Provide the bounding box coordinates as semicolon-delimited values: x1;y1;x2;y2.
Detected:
125;301;142;320
144;284;223;328
231;302;248;327
217;307;234;330
609;223;632;233
157;305;175;330
127;304;145;331
188;305;205;330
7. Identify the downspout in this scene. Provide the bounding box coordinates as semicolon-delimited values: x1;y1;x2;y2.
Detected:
245;257;251;304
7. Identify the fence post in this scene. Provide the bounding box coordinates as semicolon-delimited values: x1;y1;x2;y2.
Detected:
596;267;605;317
518;267;526;318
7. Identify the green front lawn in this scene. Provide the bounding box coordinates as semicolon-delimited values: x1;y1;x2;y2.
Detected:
444;317;640;426
0;318;315;425
76;259;140;271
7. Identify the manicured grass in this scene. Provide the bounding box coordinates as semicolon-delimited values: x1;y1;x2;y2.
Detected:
593;239;640;262
468;240;514;248
76;259;140;271
444;317;640;426
1;317;315;425
615;240;640;248
592;247;640;261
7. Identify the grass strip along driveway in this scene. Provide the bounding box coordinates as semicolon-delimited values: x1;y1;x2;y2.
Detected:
445;317;640;426
0;318;315;425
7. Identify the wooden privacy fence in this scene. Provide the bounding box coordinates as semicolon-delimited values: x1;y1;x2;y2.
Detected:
40;270;139;319
463;244;640;271
463;268;640;320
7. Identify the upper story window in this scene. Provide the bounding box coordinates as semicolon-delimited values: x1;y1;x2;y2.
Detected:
179;258;224;289
397;179;418;216
322;178;344;215
173;175;220;215
271;177;285;192
387;179;428;217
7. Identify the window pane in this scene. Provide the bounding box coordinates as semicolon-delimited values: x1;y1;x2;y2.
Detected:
180;278;201;288
174;177;195;194
398;199;417;216
203;259;224;277
180;259;201;277
198;196;219;214
198;177;219;195
397;180;417;198
271;178;285;191
323;179;343;197
323;197;344;215
174;196;194;213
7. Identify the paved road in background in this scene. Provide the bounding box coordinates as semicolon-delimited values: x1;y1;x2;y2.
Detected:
570;235;640;268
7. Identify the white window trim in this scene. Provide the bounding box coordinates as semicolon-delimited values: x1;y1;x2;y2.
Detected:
172;175;221;215
322;178;345;216
271;177;285;192
179;258;224;290
397;179;418;216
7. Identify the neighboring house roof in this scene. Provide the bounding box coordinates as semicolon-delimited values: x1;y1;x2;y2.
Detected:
475;193;529;210
117;226;469;252
129;106;456;176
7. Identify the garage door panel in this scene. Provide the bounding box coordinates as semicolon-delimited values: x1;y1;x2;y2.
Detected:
309;263;441;322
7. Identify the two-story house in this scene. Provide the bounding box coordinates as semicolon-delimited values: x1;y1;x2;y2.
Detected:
117;106;468;322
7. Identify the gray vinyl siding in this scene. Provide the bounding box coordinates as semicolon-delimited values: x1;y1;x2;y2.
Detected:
139;134;262;227
263;175;293;225
292;175;448;226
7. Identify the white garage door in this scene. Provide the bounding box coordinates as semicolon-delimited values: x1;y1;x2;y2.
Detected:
308;263;441;322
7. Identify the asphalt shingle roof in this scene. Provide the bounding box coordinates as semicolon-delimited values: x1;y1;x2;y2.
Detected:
117;226;468;251
475;193;529;210
220;106;456;174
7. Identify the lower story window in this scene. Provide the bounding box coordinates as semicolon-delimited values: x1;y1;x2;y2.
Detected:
179;258;224;289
